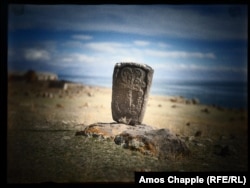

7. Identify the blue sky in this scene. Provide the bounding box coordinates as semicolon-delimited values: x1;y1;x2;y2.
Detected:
8;4;248;81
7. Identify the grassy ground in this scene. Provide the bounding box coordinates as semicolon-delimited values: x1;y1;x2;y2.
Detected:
7;80;248;183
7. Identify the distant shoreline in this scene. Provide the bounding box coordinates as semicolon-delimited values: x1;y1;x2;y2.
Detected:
8;77;247;112
58;74;248;111
8;70;248;110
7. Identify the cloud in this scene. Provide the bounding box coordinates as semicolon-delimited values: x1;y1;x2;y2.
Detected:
133;40;150;46
61;41;85;48
53;53;98;67
83;41;216;60
24;49;50;61
85;42;130;53
8;5;248;41
157;42;170;48
82;41;148;63
145;50;216;59
70;53;96;63
71;34;93;40
153;62;246;73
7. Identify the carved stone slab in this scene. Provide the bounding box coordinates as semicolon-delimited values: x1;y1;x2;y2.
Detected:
111;62;154;125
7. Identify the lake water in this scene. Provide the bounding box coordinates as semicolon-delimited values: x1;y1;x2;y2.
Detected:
59;74;248;110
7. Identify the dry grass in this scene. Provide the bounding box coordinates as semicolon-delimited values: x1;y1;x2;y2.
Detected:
7;81;248;183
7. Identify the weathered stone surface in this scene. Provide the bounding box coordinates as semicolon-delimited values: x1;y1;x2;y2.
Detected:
77;123;154;139
76;123;190;159
111;62;154;125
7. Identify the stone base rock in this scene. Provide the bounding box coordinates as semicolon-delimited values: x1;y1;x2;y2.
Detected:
76;123;190;159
